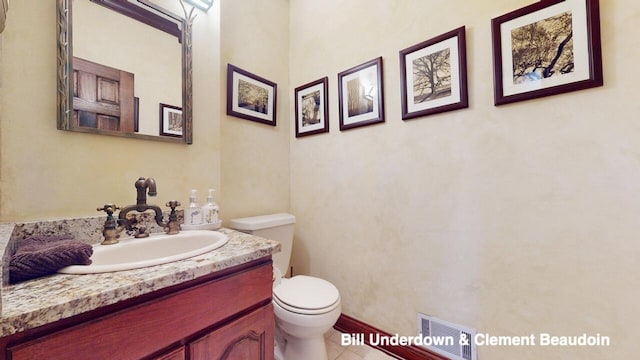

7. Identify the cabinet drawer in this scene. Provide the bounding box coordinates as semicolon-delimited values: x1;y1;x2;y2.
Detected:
8;262;272;360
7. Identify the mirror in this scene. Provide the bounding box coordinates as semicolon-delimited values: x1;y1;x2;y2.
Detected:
57;0;193;144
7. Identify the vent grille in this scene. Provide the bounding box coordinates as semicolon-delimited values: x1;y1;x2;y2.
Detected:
418;314;476;360
461;331;473;360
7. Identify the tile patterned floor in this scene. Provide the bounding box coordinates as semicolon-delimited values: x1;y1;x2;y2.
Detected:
325;328;398;360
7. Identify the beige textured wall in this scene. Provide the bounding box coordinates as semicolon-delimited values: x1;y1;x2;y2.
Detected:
219;0;290;222
0;0;222;221
289;0;640;358
3;0;639;358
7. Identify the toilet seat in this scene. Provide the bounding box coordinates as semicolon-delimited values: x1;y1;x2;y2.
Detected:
273;266;283;288
273;275;340;315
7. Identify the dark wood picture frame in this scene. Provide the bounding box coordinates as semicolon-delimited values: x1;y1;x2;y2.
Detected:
226;64;277;126
399;26;468;120
338;57;384;131
491;0;603;106
159;103;182;137
134;97;140;132
294;77;330;138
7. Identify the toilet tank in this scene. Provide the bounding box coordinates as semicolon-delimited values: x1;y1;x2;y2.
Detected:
229;213;295;275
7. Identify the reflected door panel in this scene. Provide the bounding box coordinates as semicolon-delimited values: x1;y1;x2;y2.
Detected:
73;57;135;132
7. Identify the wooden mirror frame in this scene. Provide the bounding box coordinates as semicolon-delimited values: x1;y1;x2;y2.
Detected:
56;0;193;144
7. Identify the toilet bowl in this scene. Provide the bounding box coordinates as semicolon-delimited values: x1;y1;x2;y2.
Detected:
229;214;341;360
273;275;341;360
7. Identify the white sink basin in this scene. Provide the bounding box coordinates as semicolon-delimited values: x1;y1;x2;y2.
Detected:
58;230;229;274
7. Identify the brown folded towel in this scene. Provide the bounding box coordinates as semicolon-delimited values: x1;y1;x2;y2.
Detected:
10;235;93;283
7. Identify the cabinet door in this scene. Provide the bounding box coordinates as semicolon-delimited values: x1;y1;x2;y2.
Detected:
152;346;186;360
189;304;274;360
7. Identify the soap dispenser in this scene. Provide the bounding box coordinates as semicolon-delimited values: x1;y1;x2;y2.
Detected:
184;189;203;226
202;189;219;224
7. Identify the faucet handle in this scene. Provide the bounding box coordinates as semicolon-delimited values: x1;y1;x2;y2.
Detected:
165;200;182;235
97;204;120;216
166;200;181;210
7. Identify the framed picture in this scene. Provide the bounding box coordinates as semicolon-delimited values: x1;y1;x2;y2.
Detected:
294;77;329;137
338;57;384;131
159;103;182;137
491;0;603;105
227;64;277;126
134;97;139;133
399;26;468;120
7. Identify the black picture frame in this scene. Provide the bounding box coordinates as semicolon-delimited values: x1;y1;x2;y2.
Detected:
159;103;182;137
491;0;603;105
338;57;385;131
134;97;139;132
227;64;277;126
295;77;330;137
399;26;468;120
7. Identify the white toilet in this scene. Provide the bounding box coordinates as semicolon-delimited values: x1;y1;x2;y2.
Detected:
229;213;341;360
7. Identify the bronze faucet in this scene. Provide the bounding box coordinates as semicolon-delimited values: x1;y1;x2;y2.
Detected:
118;177;165;238
97;177;182;244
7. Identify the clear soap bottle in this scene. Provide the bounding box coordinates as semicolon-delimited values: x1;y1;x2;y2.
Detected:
184;189;203;225
202;189;219;224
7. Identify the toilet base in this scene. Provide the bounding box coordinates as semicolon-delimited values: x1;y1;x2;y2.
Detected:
283;335;329;360
274;323;286;360
274;323;329;360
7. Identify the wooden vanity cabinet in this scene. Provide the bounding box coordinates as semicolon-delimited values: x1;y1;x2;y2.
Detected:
2;259;274;360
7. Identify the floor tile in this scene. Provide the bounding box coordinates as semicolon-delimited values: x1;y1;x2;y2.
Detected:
335;349;364;360
326;328;398;360
346;343;371;356
326;327;345;345
358;347;397;360
326;338;348;360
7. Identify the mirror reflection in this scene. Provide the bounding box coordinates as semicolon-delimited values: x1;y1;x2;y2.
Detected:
73;1;181;136
57;0;193;144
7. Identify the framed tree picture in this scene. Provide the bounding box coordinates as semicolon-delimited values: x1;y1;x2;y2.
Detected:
227;64;277;126
338;57;384;131
294;77;329;137
491;0;603;105
159;103;182;137
399;26;468;120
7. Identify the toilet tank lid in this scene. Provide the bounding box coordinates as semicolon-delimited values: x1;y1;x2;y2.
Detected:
229;213;295;231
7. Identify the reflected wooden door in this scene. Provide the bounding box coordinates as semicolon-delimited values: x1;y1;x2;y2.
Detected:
72;57;135;132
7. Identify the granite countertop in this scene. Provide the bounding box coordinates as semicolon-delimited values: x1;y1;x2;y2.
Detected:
0;224;15;287
0;228;279;338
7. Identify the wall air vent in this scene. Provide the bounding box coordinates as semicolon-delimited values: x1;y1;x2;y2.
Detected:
417;313;477;360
